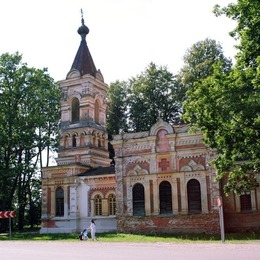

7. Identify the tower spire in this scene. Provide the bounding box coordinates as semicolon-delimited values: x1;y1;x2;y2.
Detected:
77;9;89;41
80;8;85;26
67;9;97;78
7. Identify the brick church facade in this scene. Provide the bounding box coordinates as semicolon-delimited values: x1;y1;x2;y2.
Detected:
40;16;260;234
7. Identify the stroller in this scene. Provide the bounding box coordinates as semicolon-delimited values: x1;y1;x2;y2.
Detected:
78;229;89;240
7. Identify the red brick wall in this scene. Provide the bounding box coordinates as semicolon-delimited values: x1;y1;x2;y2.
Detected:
41;219;57;228
224;212;260;232
117;213;220;234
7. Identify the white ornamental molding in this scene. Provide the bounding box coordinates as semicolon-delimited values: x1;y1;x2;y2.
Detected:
127;165;149;176
68;89;82;98
123;143;152;153
176;137;203;146
82;82;93;94
180;159;205;172
177;153;206;159
124;156;150;165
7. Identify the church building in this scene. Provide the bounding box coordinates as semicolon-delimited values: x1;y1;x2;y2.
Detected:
40;16;260;234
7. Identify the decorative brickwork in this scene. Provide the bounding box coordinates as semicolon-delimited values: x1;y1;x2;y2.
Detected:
117;214;220;234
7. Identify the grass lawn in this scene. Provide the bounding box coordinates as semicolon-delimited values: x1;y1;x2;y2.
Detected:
0;229;260;243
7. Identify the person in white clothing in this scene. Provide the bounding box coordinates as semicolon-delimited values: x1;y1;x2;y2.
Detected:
88;219;97;240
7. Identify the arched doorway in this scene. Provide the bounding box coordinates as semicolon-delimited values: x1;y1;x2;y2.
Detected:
159;181;172;214
187;179;202;213
132;183;145;216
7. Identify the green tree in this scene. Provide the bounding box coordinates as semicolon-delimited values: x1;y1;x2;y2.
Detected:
214;0;260;70
128;62;182;132
0;52;60;230
183;1;260;194
178;38;232;95
106;80;129;136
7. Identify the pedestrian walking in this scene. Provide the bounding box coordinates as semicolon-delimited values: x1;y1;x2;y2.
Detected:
88;219;98;241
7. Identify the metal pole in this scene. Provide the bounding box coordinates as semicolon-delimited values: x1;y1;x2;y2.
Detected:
9;217;12;240
217;196;225;243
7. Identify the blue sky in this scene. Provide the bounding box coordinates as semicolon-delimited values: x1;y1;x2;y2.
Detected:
1;0;237;84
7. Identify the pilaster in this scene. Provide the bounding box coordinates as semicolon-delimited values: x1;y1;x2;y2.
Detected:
172;177;179;214
144;179;151;215
180;176;188;213
200;176;209;213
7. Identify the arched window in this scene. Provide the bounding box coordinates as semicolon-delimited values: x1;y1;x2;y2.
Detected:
159;181;172;214
156;129;170;153
94;100;100;124
94;194;102;216
55;187;64;217
240;192;252;212
108;194;116;215
98;135;101;147
72;134;77;147
187;179;202;214
71;98;80;123
64;136;69;148
92;132;96;147
132;183;145;216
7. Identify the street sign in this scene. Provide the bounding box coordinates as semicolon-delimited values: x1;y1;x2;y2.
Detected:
0;211;16;218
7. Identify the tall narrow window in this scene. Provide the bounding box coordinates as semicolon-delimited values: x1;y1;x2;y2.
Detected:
94;100;100;124
94;194;102;216
71;98;80;122
240;192;252;212
133;183;145;216
64;136;69;148
187;179;202;214
159;181;172;214
98;136;101;147
55;187;64;217
72;134;77;147
108;194;116;215
67;186;70;216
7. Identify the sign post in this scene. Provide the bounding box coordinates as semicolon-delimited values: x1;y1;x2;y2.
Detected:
217;197;225;243
0;211;16;239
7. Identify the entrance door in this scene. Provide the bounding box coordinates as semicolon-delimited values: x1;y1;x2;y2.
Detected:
133;183;145;216
159;181;172;214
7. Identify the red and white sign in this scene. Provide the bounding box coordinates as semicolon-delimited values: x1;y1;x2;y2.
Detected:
0;211;16;218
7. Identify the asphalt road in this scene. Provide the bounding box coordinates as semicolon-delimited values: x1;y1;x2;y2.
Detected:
1;241;260;260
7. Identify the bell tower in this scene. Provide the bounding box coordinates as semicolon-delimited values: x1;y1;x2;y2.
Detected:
41;12;116;234
56;13;110;167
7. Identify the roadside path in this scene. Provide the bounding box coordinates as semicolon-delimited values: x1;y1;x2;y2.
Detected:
1;241;260;260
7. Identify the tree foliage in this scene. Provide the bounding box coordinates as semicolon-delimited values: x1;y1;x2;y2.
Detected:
0;52;60;230
177;38;232;94
128;62;182;132
182;0;260;194
106;80;129;136
214;0;260;69
107;62;183;134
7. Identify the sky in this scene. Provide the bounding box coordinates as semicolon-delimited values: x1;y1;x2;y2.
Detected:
1;0;237;84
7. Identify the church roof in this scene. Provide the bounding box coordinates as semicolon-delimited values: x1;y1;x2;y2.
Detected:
78;165;115;176
68;16;97;78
